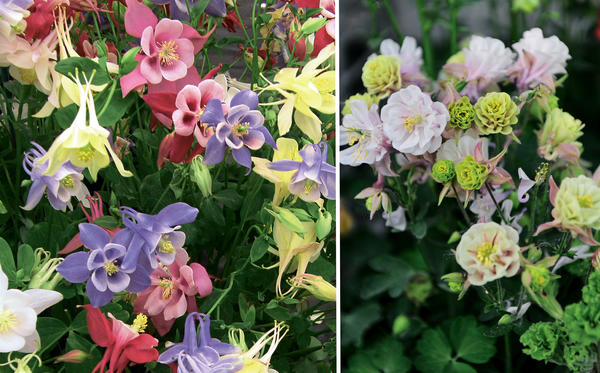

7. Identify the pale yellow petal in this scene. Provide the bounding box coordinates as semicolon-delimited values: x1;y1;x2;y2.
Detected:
294;110;322;143
303;43;335;74
277;95;295;136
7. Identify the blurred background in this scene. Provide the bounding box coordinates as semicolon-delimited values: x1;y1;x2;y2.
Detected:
339;0;600;371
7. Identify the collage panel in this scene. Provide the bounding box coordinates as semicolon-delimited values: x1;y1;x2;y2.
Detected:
339;1;600;372
0;0;336;372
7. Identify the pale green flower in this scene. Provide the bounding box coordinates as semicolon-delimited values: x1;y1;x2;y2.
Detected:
432;160;455;184
455;155;488;190
474;92;519;135
554;175;600;230
449;96;475;129
341;93;379;115
537;108;584;161
361;55;401;98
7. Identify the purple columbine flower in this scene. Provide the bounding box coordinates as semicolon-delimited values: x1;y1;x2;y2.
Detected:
57;224;153;307
158;312;243;373
201;89;277;173
149;0;226;20
22;142;89;211
119;202;199;271
269;142;336;202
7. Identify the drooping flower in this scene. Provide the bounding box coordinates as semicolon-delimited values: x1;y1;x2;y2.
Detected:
201;89;276;172
233;322;288;373
263;43;335;142
535;175;600;245
355;173;392;219
57;224;153;307
537;108;584;164
172;80;227;146
148;0;226;20
455;222;521;286
36;74;132;181
509;27;571;91
290;273;336;302
473;92;520;136
361;55;401;98
22;141;90;211
0;0;33;38
269;142;336;202
340;99;390;168
0;263;63;353
134;247;212;336
158;312;243;373
381;85;449;156
82;305;159;373
382;206;407;232
252;137;303;206
119;202;199;270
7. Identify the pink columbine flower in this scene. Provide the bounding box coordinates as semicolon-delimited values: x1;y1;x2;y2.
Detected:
172;80;227;147
133;247;212;336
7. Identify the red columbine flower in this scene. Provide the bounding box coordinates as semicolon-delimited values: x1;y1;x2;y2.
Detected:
82;305;159;373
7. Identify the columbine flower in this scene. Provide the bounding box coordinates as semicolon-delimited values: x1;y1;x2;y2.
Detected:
536;175;600;245
340;99;390;167
361;55;401;98
355;174;392;219
448;96;475;129
148;0;226;20
290;273;336;302
263;43;335;142
201;89;276;172
28;248;63;290
0;263;63;353
172;80;227;146
381;85;449;156
57;224;153;307
455;155;488;191
0;0;33;38
509;28;571;91
473;92;520;136
36;74;132;181
119;202;199;270
234;322;288;373
537;108;584;164
552;245;593;273
341;92;379;115
373;37;427;87
82;305;159;373
269;142;336;202
455;222;521;286
469;186;510;221
134;248;212;336
252;137;303;206
158;312;243;373
437;129;489;163
22;142;89;211
382;206;407;232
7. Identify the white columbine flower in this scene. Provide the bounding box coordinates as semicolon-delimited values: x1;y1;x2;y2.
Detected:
340;99;388;166
436;129;490;163
0;264;63;353
382;206;407;231
455;222;521;286
509;27;570;91
381;85;449;156
464;35;515;86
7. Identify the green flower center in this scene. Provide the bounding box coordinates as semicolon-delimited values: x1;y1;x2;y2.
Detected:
0;310;17;333
103;260;119;276
403;116;421;133
60;175;75;189
233;122;249;137
476;241;497;266
158;40;179;66
577;194;593;208
158;234;176;254
77;144;95;162
304;180;318;195
487;99;502;112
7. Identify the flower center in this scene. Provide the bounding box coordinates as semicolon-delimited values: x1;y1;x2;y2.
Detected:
158;234;176;254
77;144;95;162
233;122;249;137
346;129;366;146
130;314;148;333
304;180;318;195
0;310;17;333
158;40;179;66
159;278;174;300
577;194;593;208
60;175;75;189
488;99;502;112
476;241;497;266
103;260;119;276
403;116;420;133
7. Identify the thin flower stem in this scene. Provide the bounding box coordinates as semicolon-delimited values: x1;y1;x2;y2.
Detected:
448;0;459;53
381;0;403;41
416;0;435;78
485;182;509;225
451;183;470;225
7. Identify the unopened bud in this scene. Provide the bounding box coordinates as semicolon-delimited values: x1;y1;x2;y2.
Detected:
392;315;410;336
55;350;90;364
316;209;332;240
441;272;464;293
498;314;512;325
270;206;306;235
292;273;336;302
527;245;542;263
190;156;212;198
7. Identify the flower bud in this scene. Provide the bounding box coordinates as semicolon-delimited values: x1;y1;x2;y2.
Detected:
449;96;475;129
432;160;456;184
392;315;410;336
55;350;90;364
526;265;551;292
292;274;336;302
447;231;461;244
441;272;464;293
270;206;306;235
190;155;213;198
512;0;539;13
527;245;543;263
455;156;488;190
474;92;519;135
361;55;401;98
537;108;584;162
316;209;332;240
498;314;513;325
28;248;63;290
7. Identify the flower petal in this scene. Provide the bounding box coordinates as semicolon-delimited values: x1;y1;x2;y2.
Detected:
57;251;91;283
79;223;110;250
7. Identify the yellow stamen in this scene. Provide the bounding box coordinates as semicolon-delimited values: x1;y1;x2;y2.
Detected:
578;194;593;208
403;116;421;133
158;234;176;254
476;241;497;266
60;175;75;189
159;278;174;300
304;180;318;195
0;310;17;333
130;314;148;333
233;122;250;137
158;40;179;66
103;261;119;276
77;144;95;162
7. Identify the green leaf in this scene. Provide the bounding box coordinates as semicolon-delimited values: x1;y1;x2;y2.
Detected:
53;103;78;129
450;316;496;364
409;221;427;239
202;199;225;226
55;57;110;85
250;235;270;262
38;317;68;354
213;189;243;210
119;46;140;75
0;199;7;214
265;304;291;321
360;255;414;299
190;0;211;23
94;83;136;127
341;303;382;347
17;244;35;278
301;17;328;35
93;215;119;229
414;328;453;373
0;237;16;282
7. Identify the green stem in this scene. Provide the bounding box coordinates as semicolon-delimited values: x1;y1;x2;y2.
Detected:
485;182;509;225
416;0;434;78
504;334;512;373
451;183;470;225
448;0;459;53
97;80;117;119
381;0;403;41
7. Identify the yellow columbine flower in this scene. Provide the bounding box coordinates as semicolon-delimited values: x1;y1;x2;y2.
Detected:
263;43;335;143
37;74;132;181
252;137;302;206
234;322;289;373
